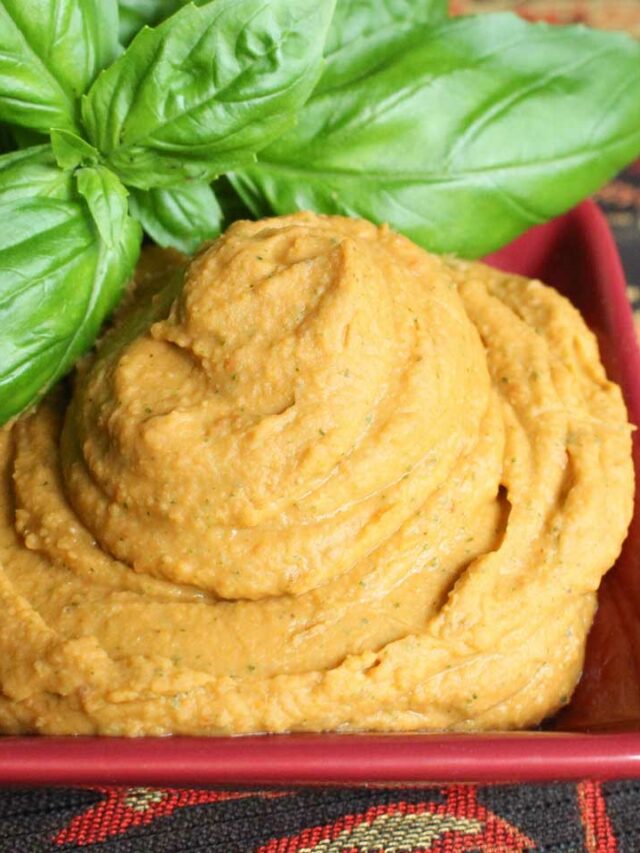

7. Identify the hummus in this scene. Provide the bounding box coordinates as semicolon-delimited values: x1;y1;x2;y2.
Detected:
0;212;633;735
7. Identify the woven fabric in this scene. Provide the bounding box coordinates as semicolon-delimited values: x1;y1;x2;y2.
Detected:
0;780;638;851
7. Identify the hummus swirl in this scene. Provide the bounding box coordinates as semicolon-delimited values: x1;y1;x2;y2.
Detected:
0;212;633;735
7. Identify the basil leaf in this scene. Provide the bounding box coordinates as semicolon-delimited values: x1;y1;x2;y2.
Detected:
320;0;447;96
82;0;336;190
233;14;640;258
0;176;141;424
116;0;447;54
76;166;130;248
50;128;100;170
0;0;119;134
129;182;222;254
0;145;74;203
118;0;185;45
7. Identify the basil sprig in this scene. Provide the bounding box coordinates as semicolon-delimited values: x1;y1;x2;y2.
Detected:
0;0;336;423
1;0;640;424
83;0;335;189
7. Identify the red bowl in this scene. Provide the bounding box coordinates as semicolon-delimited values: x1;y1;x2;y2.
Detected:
2;199;640;785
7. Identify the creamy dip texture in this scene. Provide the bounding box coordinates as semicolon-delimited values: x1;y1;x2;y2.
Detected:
0;212;633;735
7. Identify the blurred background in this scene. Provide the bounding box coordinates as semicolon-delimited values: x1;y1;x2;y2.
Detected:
451;0;640;36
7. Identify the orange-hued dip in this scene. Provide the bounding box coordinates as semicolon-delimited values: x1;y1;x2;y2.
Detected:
0;213;633;735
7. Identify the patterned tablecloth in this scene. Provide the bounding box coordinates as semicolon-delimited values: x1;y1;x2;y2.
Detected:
2;6;640;851
0;779;637;852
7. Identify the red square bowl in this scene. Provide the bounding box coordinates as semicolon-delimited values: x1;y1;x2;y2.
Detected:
2;199;640;785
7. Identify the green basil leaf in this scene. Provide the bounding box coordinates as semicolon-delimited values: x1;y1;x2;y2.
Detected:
118;0;186;45
76;166;130;248
51;128;100;170
320;0;447;96
0;196;141;424
118;0;448;52
0;0;119;134
0;145;74;203
232;14;640;258
82;0;336;190
129;182;222;254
